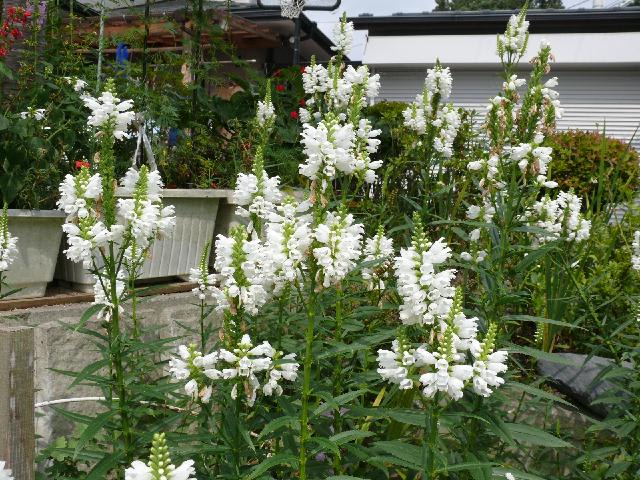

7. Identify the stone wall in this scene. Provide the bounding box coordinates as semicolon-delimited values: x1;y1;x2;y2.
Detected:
0;291;218;448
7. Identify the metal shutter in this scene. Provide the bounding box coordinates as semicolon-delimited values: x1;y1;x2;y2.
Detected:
374;68;640;149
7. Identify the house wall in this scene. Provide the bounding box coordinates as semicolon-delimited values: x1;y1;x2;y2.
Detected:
373;67;640;149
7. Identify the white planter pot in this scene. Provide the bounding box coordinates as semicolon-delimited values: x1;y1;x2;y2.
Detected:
55;189;232;292
3;209;66;299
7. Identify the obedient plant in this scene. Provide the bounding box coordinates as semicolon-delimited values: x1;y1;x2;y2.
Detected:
125;433;196;480
50;9;590;480
56;79;176;474
0;460;12;480
0;203;18;296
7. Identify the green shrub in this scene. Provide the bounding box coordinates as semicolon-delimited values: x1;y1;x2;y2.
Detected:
364;101;408;160
546;130;639;210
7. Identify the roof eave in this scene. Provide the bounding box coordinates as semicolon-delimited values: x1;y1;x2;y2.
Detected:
349;7;640;36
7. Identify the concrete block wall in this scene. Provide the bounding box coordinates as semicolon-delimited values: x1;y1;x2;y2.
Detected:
0;292;218;448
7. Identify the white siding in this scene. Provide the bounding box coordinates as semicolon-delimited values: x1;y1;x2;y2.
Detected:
375;68;640;148
363;32;640;67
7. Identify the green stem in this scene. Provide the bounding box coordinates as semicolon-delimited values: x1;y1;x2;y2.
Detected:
298;283;317;480
233;383;242;479
331;285;345;474
422;399;439;480
199;300;206;352
107;243;133;466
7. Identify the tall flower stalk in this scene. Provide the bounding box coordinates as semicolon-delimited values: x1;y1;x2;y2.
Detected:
0;203;18;298
58;80;175;471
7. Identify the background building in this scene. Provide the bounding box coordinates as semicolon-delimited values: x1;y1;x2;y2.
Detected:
352;8;640;148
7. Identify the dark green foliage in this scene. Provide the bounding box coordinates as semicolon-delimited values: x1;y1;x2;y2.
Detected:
435;0;563;11
545;130;639;212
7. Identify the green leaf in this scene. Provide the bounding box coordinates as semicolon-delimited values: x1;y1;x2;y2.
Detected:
312;390;366;418
326;477;369;480
505;344;577;365
310;436;340;457
258;416;299;440
329;430;374;445
505;423;572;448
502;314;581;330
492;467;550;480
242;453;298;480
484;412;515;447
75;303;106;330
0;62;13;80
374;440;423;469
69;358;111;389
74;410;115;459
85;450;124;480
505;381;574;408
367;454;421;471
436;461;495;474
387;408;427;427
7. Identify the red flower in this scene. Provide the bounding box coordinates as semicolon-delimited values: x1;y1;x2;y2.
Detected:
290;110;299;120
7;6;15;16
11;28;20;38
300;66;306;73
75;160;90;169
0;48;6;57
276;84;286;92
23;10;31;17
298;98;306;107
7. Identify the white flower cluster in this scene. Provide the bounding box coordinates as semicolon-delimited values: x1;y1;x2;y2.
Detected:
58;168;118;267
63;76;88;92
313;210;364;288
378;289;507;401
256;99;275;127
118;167;176;267
19;107;46;121
299;88;382;188
362;227;394;290
403;64;461;158
59;166;175;319
395;231;456;326
503;74;526;93
0;208;18;273
541;76;563;122
299;18;382;192
82;87;135;140
300;117;355;182
526;191;591;245
466;198;496;224
468;155;500;191
498;12;529;57
331;16;354;55
170;335;299;406
506;141;558;188
632;231;640;271
125;433;196;480
0;460;13;480
432;104;461;158
92;271;125;322
425;65;453;100
211;226;270;315
233;151;282;233
189;246;216;300
264;197;313;294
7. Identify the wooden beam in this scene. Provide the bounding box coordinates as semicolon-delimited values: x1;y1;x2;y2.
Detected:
0;281;198;312
0;326;35;480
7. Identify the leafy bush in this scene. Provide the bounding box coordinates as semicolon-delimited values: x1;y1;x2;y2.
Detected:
545;130;639;210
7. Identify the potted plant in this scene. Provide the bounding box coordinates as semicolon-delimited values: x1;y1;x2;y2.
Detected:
0;106;67;299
